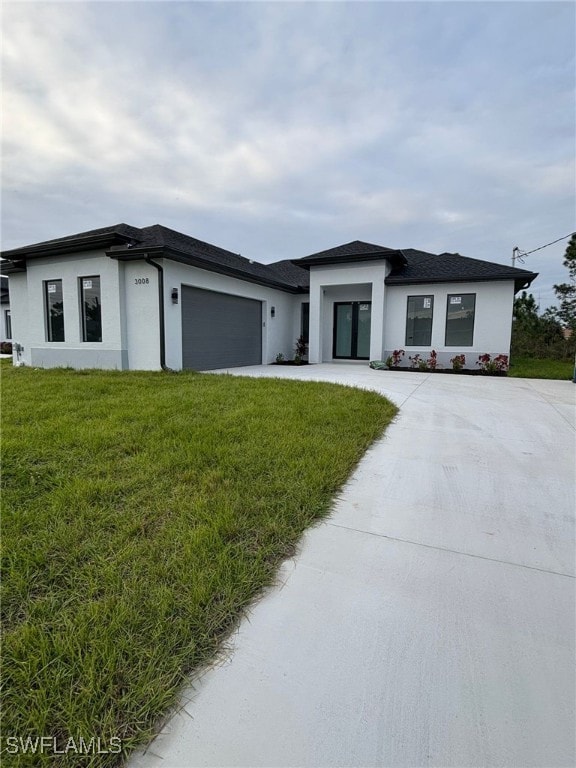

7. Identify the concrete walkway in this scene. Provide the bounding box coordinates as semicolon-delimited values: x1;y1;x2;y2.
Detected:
131;366;575;768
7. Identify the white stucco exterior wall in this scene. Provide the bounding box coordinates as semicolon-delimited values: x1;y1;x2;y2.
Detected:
8;251;128;369
383;280;516;367
123;260;161;370
9;273;28;363
160;260;301;370
6;252;306;371
6;248;518;373
308;262;389;363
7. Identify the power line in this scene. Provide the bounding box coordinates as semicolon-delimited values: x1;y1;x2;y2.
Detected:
521;232;575;256
512;231;575;266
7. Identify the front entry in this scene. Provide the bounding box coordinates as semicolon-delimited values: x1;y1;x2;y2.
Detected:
333;302;372;360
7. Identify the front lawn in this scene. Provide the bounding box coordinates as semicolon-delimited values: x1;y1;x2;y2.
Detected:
508;357;574;380
1;366;396;766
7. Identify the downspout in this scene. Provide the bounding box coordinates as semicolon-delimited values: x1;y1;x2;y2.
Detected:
145;255;172;372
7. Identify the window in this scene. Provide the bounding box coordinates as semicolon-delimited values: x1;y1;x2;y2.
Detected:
80;276;102;342
44;280;65;341
301;302;310;344
5;310;11;339
406;296;433;346
445;294;476;346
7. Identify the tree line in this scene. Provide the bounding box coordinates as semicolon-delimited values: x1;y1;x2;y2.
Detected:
511;234;576;360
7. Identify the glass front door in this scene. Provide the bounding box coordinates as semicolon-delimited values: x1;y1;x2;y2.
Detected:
333;302;371;360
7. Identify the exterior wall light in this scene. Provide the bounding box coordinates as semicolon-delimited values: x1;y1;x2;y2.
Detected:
171;288;179;304
271;306;276;317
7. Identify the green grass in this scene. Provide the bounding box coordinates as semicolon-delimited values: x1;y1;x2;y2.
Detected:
1;365;396;767
508;357;574;380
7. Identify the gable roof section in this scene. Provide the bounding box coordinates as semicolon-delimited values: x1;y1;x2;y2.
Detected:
0;224;310;293
1;227;537;292
296;240;406;268
292;241;536;290
387;249;537;291
111;225;309;293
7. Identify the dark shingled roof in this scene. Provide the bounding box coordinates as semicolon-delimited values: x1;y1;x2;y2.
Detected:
0;226;537;292
292;240;536;290
266;259;310;289
299;240;394;261
0;224;310;293
2;224;143;254
386;249;537;290
296;240;406;269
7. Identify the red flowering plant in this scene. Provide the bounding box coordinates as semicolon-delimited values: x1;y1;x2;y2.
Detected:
476;353;509;373
427;349;438;370
450;354;466;371
409;353;430;371
385;349;405;368
493;354;509;372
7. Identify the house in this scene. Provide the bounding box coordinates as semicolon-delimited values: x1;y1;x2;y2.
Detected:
0;224;537;371
0;276;11;344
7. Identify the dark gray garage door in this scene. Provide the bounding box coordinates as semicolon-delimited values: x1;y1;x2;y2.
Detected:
182;286;262;370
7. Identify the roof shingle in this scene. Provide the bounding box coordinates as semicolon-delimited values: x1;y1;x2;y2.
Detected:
298;240;399;261
386;249;537;288
0;224;311;292
0;226;537;292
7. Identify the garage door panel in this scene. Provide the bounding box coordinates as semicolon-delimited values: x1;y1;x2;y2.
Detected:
182;286;262;370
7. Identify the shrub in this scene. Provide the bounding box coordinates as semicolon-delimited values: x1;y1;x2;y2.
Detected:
427;349;438;370
1;341;13;354
512;292;575;360
450;354;466;371
409;353;429;371
387;349;404;368
476;353;509;373
294;335;308;364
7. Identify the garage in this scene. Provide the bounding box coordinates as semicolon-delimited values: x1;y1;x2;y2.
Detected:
181;286;262;370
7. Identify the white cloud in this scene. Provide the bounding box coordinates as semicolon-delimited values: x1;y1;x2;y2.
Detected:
1;0;574;305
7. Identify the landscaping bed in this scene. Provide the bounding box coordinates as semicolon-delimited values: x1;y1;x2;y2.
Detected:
1;364;396;767
371;365;507;376
371;351;510;376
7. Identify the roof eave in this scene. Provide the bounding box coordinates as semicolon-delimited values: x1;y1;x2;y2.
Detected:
385;272;539;290
293;251;406;270
514;273;538;292
0;232;136;263
109;246;304;294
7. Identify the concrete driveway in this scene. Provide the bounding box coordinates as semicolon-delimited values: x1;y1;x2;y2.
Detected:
131;365;575;768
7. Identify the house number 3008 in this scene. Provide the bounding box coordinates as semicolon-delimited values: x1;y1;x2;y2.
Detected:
134;278;150;285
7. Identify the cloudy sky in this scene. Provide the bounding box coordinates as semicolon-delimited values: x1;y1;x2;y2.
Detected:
2;1;574;308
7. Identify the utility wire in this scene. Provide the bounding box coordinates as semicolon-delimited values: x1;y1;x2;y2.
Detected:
512;231;574;266
519;232;575;257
